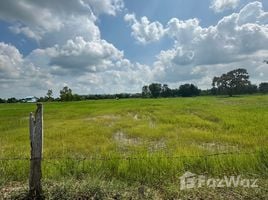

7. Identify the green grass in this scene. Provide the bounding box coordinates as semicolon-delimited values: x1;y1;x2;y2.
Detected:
0;95;268;198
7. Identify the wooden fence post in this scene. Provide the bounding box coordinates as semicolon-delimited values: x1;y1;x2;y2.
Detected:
29;103;43;198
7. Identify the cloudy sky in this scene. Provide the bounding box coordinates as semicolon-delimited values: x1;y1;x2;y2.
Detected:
0;0;268;98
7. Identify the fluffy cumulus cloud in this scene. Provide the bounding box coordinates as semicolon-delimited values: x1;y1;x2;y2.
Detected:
0;43;53;97
0;0;123;44
88;0;124;16
0;43;23;79
48;37;124;74
210;0;240;13
125;1;268;86
73;63;152;94
124;14;165;44
166;18;201;45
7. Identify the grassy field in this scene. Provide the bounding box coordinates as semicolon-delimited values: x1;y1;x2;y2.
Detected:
0;95;268;199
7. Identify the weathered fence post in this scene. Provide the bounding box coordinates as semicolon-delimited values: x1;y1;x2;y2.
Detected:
29;103;43;198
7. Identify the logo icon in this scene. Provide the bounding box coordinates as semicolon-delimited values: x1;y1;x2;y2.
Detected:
179;171;258;190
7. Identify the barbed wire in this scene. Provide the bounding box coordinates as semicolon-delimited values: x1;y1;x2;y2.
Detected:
0;150;262;162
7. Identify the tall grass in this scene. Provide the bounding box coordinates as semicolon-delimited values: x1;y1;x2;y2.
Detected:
0;95;267;185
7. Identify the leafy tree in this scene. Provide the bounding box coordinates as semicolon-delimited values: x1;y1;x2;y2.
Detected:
259;82;268;93
148;83;162;98
212;68;251;96
210;87;217;95
46;89;53;101
7;97;18;103
142;85;151;98
179;84;200;97
37;97;45;102
161;84;172;97
60;86;73;101
73;94;82;101
244;84;258;94
0;98;6;103
172;88;180;97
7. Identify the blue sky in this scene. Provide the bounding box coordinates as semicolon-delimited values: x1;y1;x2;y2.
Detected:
0;0;268;98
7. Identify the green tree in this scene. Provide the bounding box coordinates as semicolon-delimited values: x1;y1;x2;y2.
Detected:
0;98;6;103
60;86;73;101
46;89;53;101
148;83;162;98
212;68;251;96
259;82;268;93
142;85;151;98
7;97;18;103
244;84;258;94
161;84;172;97
179;84;200;97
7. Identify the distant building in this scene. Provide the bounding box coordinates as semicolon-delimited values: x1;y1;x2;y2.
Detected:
23;96;38;103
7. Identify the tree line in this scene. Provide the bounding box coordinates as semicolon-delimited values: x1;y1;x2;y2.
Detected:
142;83;200;98
0;68;267;103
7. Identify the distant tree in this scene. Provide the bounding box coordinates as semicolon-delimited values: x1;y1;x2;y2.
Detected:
259;82;268;93
72;94;82;101
60;86;73;101
130;93;142;98
244;84;258;94
142;85;151;98
37;97;45;102
116;93;132;99
46;89;53;101
190;84;201;96
148;83;162;98
161;84;172;97
172;88;180;97
210;87;218;95
0;98;6;103
200;89;213;96
212;68;251;96
179;84;200;97
7;97;18;103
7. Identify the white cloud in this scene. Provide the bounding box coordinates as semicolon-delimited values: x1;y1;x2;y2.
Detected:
237;1;268;25
88;0;124;16
74;63;152;94
43;37;124;74
166;18;201;45
210;0;240;13
9;25;43;41
0;43;23;79
124;13;165;44
0;40;153;98
29;36;124;72
149;1;268;86
0;43;53;98
0;0;122;44
25;36;153;96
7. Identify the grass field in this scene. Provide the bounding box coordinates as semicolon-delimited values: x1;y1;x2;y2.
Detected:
0;95;268;199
